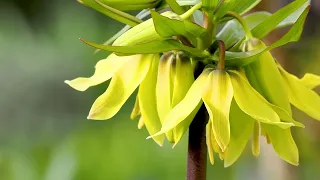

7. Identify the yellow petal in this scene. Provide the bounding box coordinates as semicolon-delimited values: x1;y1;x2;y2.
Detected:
65;53;132;91
262;124;299;166
156;53;175;142
224;100;255;167
280;68;320;121
138;116;145;129
171;54;195;145
299;73;320;89
245;49;291;115
88;54;152;120
206;122;215;165
148;69;210;138
229;70;293;129
252;121;260;157
130;95;140;120
138;54;165;146
156;53;174;122
202;70;233;151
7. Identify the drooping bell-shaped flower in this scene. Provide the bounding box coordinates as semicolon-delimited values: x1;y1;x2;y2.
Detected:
65;53;165;145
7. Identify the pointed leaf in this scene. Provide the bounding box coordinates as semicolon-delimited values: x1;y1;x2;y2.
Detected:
176;0;200;6
215;0;262;20
87;54;151;120
224;100;255;167
81;0;161;11
80;0;142;26
202;70;233;151
203;0;220;12
94;10;151;54
299;73;320;89
252;0;309;39
218;7;310;66
280;68;320;121
81;39;209;58
150;10;207;41
65;53;132;91
165;0;185;14
229;70;293;128
138;54;165;146
262;124;299;166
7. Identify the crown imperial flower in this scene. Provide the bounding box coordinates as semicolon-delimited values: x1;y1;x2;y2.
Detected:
66;0;318;174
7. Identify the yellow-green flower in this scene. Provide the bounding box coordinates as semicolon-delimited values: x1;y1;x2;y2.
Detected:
65;53;165;146
149;66;302;166
279;65;320;121
155;52;196;146
65;0;316;170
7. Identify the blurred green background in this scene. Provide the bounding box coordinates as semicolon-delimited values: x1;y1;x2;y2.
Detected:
0;0;319;179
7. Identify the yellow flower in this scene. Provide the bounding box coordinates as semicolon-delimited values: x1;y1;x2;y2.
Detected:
149;67;302;166
65;53;165;146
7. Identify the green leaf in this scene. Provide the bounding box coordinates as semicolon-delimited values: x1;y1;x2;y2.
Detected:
82;0;161;11
176;0;200;6
224;100;255;167
217;11;271;48
80;0;142;27
138;54;165;146
216;7;310;66
299;73;320;89
165;0;185;14
215;0;262;20
202;70;233;151
150;10;207;42
94;10;151;54
228;70;293;129
65;53;131;91
202;0;220;12
252;0;309;39
87;54;152;120
81;39;209;58
280;67;320;121
262;125;299;166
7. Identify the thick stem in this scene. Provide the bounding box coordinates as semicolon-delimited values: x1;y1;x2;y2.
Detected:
187;103;208;180
217;40;226;70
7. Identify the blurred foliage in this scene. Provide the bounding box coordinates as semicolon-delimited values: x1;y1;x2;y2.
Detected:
0;0;319;180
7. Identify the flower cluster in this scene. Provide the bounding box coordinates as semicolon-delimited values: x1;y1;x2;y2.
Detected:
66;0;319;167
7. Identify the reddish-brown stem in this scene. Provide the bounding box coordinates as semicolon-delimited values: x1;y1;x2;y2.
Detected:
187;62;209;180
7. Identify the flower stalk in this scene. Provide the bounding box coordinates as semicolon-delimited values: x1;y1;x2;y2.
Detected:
187;62;208;180
226;11;253;40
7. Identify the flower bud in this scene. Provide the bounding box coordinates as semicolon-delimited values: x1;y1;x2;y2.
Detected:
113;11;176;46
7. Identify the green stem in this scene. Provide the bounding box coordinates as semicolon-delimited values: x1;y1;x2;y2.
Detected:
226;11;253;40
180;2;203;20
165;0;186;15
217;40;226;70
